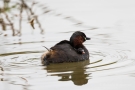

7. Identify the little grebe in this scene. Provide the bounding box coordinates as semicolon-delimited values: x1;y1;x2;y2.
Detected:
41;31;90;65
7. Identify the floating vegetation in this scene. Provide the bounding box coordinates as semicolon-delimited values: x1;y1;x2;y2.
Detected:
0;0;97;36
29;18;35;29
0;0;47;36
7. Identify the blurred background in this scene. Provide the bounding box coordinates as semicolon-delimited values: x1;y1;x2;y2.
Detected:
0;0;135;90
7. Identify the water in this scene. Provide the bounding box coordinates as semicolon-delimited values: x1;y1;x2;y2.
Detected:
1;0;135;90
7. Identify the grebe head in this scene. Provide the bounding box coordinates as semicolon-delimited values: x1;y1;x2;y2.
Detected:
70;31;90;48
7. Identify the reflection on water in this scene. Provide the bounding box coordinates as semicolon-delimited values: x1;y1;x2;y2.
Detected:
1;0;135;90
1;28;135;90
45;60;90;86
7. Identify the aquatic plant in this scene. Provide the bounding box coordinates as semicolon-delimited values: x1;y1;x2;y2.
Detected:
0;0;49;36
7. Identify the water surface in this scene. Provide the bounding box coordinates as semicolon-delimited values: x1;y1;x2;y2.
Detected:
1;0;135;90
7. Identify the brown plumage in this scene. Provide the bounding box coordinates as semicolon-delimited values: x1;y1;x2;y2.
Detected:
41;31;90;65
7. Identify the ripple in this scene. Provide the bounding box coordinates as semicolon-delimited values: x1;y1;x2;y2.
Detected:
0;50;44;56
1;30;135;89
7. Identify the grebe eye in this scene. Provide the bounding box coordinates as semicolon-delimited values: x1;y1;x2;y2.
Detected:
83;36;86;40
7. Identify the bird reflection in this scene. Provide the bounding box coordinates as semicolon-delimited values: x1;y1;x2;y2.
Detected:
45;60;90;86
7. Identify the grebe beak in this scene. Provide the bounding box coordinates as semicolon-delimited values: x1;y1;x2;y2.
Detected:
86;37;91;40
